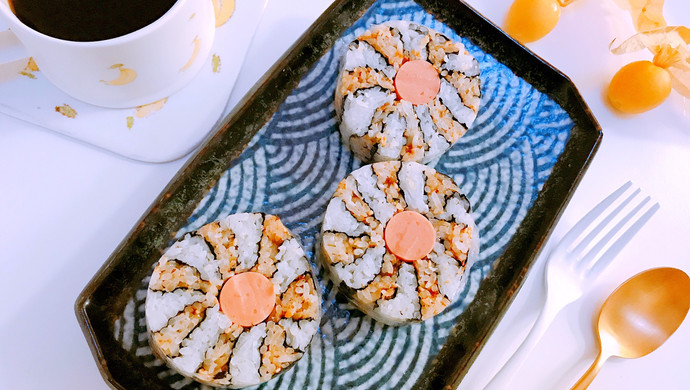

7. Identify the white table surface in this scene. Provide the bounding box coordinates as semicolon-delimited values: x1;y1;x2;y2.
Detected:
1;1;689;389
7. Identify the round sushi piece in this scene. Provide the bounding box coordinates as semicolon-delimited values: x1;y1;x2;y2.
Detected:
320;161;478;325
335;21;481;164
146;213;321;388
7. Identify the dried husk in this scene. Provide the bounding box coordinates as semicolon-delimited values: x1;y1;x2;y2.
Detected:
610;26;690;98
614;0;667;32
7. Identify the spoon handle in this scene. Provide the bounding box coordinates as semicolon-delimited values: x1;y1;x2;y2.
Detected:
570;351;608;390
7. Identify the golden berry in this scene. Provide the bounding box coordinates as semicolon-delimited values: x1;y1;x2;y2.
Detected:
504;0;561;44
607;60;672;114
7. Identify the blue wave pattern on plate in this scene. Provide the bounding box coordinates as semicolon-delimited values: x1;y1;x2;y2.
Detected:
118;0;572;388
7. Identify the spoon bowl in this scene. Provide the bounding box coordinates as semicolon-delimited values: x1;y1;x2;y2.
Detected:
571;267;690;390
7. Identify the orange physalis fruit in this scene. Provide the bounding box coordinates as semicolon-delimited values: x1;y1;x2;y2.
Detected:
607;60;672;114
503;0;578;44
610;26;690;101
504;0;561;43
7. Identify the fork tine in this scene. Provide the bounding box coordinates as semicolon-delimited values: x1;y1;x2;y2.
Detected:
570;188;641;257
560;181;633;249
577;194;650;269
582;201;660;276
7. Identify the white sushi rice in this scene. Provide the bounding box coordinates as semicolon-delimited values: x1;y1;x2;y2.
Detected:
334;246;386;289
341;40;396;79
172;306;233;376
443;52;481;77
222;213;263;271
145;290;208;332
341;88;395;139
229;323;267;387
430;246;463;301
466;220;480;276
272;238;310;293
373;111;407;161
279;319;319;351
398;162;429;214
434;194;474;227
375;263;420;321
438;79;477;127
415;105;450;160
164;234;220;284
322;197;369;236
392;20;430;60
351;165;396;224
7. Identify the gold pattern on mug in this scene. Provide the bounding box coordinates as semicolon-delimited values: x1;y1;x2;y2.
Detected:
19;57;39;79
213;0;235;27
212;54;221;73
135;98;168;118
101;64;137;86
55;104;77;118
180;36;201;72
126;98;169;130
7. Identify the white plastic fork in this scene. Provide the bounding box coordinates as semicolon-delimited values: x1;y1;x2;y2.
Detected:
484;181;660;390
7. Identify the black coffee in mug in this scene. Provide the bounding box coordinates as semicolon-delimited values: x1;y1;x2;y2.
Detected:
8;0;178;42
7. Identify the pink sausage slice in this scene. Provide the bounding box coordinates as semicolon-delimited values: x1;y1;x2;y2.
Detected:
394;60;441;105
384;210;436;262
219;272;275;327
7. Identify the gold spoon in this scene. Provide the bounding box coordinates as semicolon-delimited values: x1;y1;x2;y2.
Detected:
571;267;690;390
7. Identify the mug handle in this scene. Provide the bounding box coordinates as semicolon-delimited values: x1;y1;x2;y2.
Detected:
0;28;33;83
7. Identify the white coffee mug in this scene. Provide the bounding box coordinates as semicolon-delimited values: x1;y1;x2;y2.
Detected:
0;0;215;108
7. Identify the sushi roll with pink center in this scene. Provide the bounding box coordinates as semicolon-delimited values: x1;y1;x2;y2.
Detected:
335;21;481;163
146;213;321;388
320;161;479;325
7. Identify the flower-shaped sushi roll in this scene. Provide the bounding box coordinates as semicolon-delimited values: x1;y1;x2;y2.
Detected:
146;213;321;388
335;21;481;164
320;161;479;325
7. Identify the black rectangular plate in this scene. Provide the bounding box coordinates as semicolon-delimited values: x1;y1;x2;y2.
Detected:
75;0;601;389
